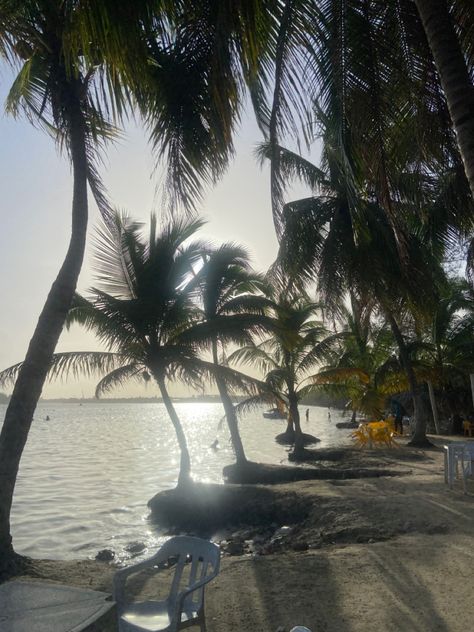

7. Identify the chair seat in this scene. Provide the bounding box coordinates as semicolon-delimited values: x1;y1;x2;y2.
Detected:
119;600;199;632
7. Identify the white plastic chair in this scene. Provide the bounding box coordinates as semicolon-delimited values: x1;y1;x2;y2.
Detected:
113;536;220;632
461;444;474;494
444;443;467;488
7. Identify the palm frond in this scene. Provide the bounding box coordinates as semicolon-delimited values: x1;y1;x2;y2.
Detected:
228;343;278;374
95;363;145;398
314;367;371;386
0;350;127;388
47;351;129;382
233;391;287;420
92;213;142;298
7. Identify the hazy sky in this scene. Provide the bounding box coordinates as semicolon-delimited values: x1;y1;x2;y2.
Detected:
0;63;314;399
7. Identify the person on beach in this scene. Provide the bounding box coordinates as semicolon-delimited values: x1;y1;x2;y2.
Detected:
305;408;309;422
391;399;404;435
327;409;331;422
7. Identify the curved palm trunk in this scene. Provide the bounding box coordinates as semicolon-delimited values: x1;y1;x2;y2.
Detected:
211;341;247;465
387;312;431;447
0;103;88;568
155;375;192;488
415;0;474;197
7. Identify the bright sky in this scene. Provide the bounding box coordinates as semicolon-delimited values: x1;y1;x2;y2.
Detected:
0;63;314;399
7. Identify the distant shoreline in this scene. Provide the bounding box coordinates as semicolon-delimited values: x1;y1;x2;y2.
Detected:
17;395;244;405
0;394;341;406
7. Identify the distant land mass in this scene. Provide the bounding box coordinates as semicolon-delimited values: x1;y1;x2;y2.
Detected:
0;393;233;404
38;394;245;404
0;391;343;408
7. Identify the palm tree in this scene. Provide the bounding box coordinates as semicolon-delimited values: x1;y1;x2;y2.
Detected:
196;245;270;466
231;292;337;458
269;127;449;447
0;0;130;566
0;0;272;568
61;215;259;488
1;213;261;488
414;279;474;427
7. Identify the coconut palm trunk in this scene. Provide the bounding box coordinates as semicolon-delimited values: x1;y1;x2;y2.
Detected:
211;341;247;465
414;0;474;197
289;391;303;456
0;101;88;567
155;375;192;488
427;380;441;435
387;312;430;447
284;409;295;436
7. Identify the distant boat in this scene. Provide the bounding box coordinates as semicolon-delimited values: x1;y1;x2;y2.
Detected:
263;408;286;420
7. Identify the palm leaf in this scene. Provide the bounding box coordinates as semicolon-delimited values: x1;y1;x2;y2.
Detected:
95;363;146;398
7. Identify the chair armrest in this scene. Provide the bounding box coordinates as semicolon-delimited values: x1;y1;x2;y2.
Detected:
112;552;172;602
172;571;219;622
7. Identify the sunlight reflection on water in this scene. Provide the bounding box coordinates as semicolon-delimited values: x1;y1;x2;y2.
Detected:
0;402;351;562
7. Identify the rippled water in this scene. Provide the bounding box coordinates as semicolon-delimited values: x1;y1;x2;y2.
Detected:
0;402;351;562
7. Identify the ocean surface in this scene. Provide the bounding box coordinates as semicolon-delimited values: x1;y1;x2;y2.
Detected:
0;402;351;563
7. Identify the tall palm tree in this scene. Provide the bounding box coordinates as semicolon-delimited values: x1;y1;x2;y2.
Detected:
0;0;131;565
196;245;270;466
270;131;447;446
231;292;338;457
209;0;474;438
0;0;272;568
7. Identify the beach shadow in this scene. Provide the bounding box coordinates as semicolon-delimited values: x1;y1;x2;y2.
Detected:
208;536;456;632
208;553;354;632
366;546;450;632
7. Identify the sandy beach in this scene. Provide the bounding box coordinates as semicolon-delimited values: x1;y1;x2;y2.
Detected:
10;437;474;631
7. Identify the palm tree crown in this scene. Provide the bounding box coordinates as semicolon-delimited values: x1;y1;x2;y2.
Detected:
231;291;338;456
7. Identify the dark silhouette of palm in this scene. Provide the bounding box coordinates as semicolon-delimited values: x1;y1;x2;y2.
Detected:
196;244;271;465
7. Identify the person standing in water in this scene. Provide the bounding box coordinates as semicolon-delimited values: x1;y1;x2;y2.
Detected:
305;408;310;422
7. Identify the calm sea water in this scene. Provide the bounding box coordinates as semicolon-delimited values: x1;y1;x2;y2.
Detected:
0;402;351;562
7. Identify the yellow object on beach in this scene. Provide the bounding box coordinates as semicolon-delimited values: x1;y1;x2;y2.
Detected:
351;420;399;448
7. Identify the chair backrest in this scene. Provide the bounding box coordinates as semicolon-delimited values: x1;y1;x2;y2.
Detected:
463;443;474;458
158;536;220;612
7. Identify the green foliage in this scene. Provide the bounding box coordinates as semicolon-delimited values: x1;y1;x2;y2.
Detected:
413;278;474;390
312;299;403;418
